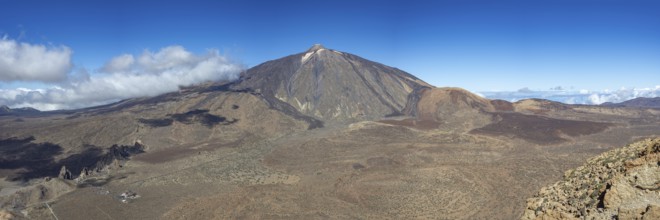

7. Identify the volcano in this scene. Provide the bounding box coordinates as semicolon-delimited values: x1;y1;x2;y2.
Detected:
233;44;432;121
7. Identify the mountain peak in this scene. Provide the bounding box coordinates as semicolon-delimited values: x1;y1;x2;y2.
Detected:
235;44;432;121
301;44;330;63
307;44;326;52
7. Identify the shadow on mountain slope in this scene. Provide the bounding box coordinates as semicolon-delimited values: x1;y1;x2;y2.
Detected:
0;137;143;181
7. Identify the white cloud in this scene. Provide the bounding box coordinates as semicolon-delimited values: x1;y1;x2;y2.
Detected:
481;86;660;105
0;45;244;110
136;46;194;73
101;54;134;73
0;37;73;82
587;86;660;104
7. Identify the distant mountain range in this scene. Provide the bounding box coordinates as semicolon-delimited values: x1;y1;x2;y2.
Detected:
481;89;660;106
601;97;660;108
0;105;40;116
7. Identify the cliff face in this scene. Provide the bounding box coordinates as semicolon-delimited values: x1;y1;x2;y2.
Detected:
522;138;660;220
234;44;431;122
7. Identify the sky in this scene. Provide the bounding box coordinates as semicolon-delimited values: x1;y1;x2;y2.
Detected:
1;0;659;110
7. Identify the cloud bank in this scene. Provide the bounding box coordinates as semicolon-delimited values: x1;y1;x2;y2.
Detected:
0;40;243;110
482;86;660;105
0;37;73;82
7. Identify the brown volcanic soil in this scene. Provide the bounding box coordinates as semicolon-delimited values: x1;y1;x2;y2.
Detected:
0;106;658;219
2;84;658;219
471;113;613;144
379;118;441;130
491;99;515;112
514;99;571;115
394;87;495;131
156;121;659;220
132;139;243;164
413;87;494;120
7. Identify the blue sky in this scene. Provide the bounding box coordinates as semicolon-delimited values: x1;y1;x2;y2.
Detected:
1;0;659;109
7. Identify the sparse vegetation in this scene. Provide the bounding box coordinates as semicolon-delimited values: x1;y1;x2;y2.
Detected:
523;138;660;219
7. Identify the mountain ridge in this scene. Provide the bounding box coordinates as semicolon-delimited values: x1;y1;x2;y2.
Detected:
602;97;660;108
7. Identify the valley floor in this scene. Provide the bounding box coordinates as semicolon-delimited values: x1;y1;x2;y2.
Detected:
19;120;659;219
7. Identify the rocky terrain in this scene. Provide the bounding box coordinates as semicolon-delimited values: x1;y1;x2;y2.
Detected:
0;45;659;219
523;138;660;219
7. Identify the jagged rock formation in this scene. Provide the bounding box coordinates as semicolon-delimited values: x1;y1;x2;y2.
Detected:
58;143;143;181
58;166;72;180
94;143;144;169
522;138;660;219
234;44;432;121
77;167;90;180
72;142;145;182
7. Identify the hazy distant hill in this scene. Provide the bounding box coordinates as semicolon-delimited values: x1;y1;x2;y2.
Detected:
601;97;660;108
0;105;41;116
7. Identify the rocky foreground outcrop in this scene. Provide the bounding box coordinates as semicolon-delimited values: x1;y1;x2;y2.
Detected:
0;209;27;220
522;138;660;219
